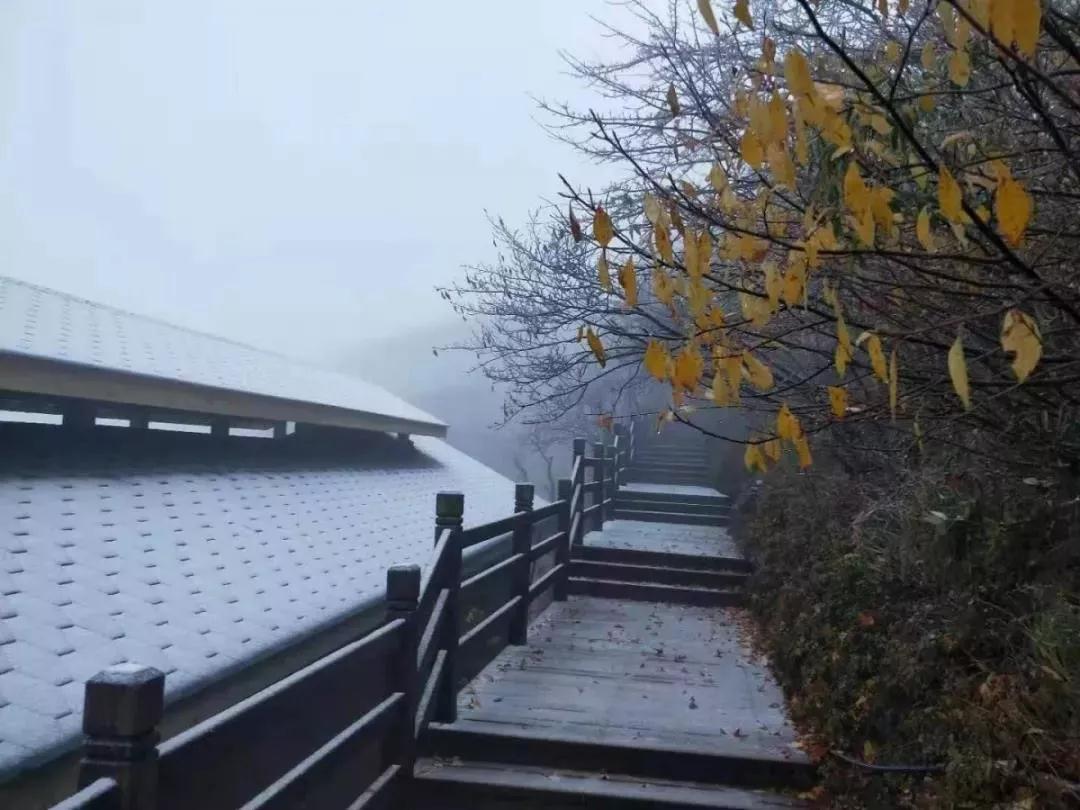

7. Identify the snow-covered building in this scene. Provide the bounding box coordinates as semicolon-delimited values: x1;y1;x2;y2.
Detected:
0;276;522;807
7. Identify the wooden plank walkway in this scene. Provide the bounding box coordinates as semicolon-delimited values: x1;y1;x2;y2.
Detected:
453;596;805;766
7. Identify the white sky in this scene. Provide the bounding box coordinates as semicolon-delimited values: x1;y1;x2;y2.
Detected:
0;1;620;366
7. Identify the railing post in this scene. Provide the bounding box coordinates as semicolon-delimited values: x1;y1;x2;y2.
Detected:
572;438;586;547
433;491;464;724
555;478;572;601
78;663;164;810
593;441;606;529
385;564;420;773
509;483;534;645
612;425;624;492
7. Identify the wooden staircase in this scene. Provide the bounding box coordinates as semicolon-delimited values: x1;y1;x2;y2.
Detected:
407;420;811;809
568;542;747;607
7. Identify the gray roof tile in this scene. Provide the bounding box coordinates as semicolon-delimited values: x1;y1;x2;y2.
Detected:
0;426;526;780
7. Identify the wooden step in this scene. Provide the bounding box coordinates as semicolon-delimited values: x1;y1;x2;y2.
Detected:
616;489;728;506
573;544;752;573
411;758;807;809
571;559;748;589
423;725;815;792
615;498;731;517
568;576;745;607
613;508;725;526
629;462;710;476
634;453;709;465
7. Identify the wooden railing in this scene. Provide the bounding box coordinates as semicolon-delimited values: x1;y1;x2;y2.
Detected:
52;427;633;810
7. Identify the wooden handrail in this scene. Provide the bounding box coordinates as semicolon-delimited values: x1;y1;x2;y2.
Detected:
239;693;404;810
460;552;523;592
461;513;518;548
530;530;566;561
528;563;565;602
416;588;448;678
459;595;522;650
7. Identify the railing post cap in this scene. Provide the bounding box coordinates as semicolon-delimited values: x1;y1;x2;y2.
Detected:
387;564;421;603
557;478;571;496
572;437;587;453
435;491;465;517
514;482;535;511
83;663;165;737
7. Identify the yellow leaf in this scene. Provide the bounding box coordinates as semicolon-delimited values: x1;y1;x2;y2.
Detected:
947;49;971;86
916;206;935;252
597;251;611;291
919;94;936;113
653;268;675;307
865;333;888;382
593;207;614;247
995;175;1032;246
1014;0;1041;56
784;51;813;96
885;41;901;63
744;443;767;474
644;193;663;226
743;352;774;391
654;223;674;264
586;327;607;368
673;343;705;392
1001;309;1042;381
764;438;781;462
990;0;1016;48
711;375;730;406
843;162;869;212
644;339;670;381
836;312;853;377
666;84;681;118
766;142;796;188
921;41;936;70
697;0;721;34
708;163;728;195
793;434;813;469
889;346;899;420
740;129;764;168
777;403;802;442
733;0;753;29
938;166;966;224
619;259;638;307
696;229;713;278
877;0;888;15
828;386;848;419
899;0;910;13
948;334;971;410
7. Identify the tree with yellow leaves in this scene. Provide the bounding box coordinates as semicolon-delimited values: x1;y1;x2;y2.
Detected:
445;0;1075;476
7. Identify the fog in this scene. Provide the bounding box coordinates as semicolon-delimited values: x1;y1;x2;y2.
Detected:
0;1;617;369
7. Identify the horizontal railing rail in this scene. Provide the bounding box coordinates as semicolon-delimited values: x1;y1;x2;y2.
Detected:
53;425;633;810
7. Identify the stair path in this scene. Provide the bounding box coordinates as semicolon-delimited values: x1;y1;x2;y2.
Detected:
412;425;813;807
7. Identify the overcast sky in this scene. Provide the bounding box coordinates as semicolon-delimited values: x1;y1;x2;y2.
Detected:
0;1;620;369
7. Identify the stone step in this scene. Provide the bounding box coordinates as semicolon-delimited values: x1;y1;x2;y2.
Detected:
423;723;815;793
568;576;745;607
626;472;715;487
573;544;752;573
571;559;748;589
613;508;726;526
411;758;808;809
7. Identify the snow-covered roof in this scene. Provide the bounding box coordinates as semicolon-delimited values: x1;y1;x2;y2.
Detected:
0;425;520;779
0;276;447;437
